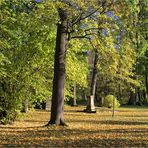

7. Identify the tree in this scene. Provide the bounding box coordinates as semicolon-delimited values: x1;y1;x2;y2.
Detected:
66;39;88;106
46;8;68;125
46;0;142;125
0;0;56;124
85;42;99;113
135;0;148;104
84;1;142;107
46;0;116;125
127;0;148;105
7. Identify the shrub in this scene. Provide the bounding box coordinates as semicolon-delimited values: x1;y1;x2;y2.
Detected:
0;97;18;125
103;95;120;108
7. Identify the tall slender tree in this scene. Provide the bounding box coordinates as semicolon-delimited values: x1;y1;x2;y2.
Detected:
47;8;68;125
47;0;140;125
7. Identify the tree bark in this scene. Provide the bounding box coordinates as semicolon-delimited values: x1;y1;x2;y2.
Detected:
145;69;148;97
85;49;98;113
22;99;29;113
137;88;142;104
128;89;137;105
47;8;68;126
71;82;77;106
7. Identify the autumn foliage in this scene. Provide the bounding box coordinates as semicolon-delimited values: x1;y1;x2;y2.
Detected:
0;106;148;147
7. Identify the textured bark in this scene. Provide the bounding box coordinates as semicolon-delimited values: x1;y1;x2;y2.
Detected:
47;9;68;126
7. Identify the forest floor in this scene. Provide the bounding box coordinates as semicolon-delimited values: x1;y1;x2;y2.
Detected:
0;105;148;147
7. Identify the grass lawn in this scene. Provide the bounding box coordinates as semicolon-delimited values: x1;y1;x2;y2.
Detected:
0;105;148;147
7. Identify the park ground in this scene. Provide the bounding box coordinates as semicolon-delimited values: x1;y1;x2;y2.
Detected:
0;106;148;147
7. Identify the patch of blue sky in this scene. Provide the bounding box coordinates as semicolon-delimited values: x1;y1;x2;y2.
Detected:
114;44;119;50
114;16;119;21
102;29;108;36
106;11;114;17
35;0;41;2
106;11;119;21
116;35;121;42
81;24;89;29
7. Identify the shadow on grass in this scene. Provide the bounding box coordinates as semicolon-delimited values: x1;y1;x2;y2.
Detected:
0;126;148;147
69;119;148;125
99;120;148;125
0;125;44;129
0;108;147;147
1;117;147;130
65;111;148;118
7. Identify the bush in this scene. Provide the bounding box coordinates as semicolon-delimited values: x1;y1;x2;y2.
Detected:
103;95;120;108
0;109;17;125
0;97;18;125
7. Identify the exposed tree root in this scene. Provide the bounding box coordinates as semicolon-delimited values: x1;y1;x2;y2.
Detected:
45;120;68;127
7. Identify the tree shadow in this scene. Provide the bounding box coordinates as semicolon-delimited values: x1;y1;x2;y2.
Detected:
70;118;148;125
114;114;148;118
1;108;148;147
0;125;44;130
1;126;148;147
98;120;148;125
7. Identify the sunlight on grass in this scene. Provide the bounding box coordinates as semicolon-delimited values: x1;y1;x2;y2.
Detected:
0;106;148;147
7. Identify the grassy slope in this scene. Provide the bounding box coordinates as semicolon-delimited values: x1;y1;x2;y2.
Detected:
0;106;148;147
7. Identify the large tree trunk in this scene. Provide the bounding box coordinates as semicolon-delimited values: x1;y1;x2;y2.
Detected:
47;9;68;126
85;49;98;113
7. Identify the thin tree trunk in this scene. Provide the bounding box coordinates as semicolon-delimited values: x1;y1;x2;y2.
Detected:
118;83;121;99
85;49;98;113
145;70;148;97
72;82;77;106
47;8;68;126
22;99;29;113
128;89;137;105
137;88;142;105
112;95;115;117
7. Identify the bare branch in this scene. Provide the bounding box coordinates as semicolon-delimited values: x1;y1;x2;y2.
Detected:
81;8;100;20
71;12;83;25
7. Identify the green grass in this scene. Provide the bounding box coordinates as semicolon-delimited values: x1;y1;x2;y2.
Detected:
0;105;148;147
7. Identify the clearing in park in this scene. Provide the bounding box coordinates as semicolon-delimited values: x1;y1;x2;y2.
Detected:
0;106;148;147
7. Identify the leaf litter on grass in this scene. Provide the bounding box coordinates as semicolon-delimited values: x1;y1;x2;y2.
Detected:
0;106;148;147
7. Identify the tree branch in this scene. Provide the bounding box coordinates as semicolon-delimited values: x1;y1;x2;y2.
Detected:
70;34;91;40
